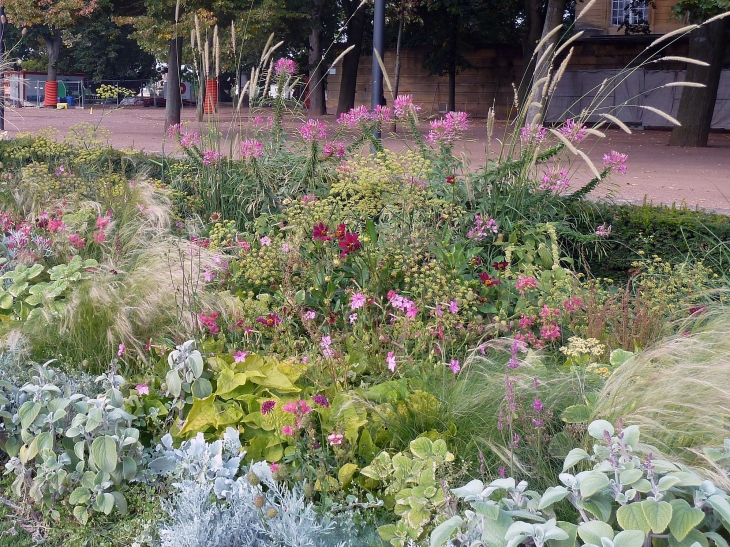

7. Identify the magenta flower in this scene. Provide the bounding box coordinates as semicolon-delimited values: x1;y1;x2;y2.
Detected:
558;119;588;143
540;323;562;341
426;111;469;144
234;350;249;363
93;230;106;244
282;425;294;436
96;214;112;230
203;150;223;166
539;167;570;192
274;58;297;76
374;105;392;124
448;301;459;314
282;401;298;413
350;292;366;310
260;236;272;247
299;119;327;142
256;313;281;328
303;311;316;321
323;141;346;159
602;150;628;175
180;131;201;148
449;359;461;374
313;394;330;408
135;383;150;395
467;214;499;241
515;275;539;295
520;124;547;145
595;223;612;237
261;400;276;414
312;222;331;242
349;313;358;324
117;343;126;357
328;432;344;446
198;311;220;334
241;139;264;159
533;398;543;413
166;123;184;138
386;351;396;372
338;232;362;257
338;105;372;129
393;94;421;118
68;234;86;249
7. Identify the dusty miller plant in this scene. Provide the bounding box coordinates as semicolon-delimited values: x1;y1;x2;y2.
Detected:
431;419;730;547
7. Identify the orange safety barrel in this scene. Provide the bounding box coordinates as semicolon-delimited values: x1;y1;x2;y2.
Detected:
43;81;58;107
203;78;218;114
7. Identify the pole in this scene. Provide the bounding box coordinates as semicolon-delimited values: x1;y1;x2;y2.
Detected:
0;6;6;131
371;0;385;140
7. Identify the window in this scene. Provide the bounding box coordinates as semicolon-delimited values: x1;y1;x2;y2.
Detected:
611;0;649;27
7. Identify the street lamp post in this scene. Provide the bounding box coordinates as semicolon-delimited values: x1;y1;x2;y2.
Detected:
371;0;385;140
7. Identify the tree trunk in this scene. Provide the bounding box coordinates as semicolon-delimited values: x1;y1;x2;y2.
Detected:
391;15;404;132
45;29;62;82
668;18;728;147
165;36;183;131
519;0;545;110
525;0;566;125
336;1;368;115
308;0;326;116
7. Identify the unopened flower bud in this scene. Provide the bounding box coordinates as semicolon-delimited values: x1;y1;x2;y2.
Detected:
246;471;260;486
304;483;314;499
254;494;266;508
265;508;278;519
22;28;28;37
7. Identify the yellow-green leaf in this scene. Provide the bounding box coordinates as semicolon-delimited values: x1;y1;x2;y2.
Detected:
179;395;217;436
338;463;358;487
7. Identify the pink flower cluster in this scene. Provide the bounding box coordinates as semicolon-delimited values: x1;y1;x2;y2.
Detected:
241;139;263;159
393;94;420;118
338;105;372;129
467;214;499;241
388;291;418;319
202;150;223;166
558;119;588;143
520;124;547;145
320;335;335;359
198;311;220;334
324;142;345;159
595;223;612;237
515;275;538;295
602;150;628;175
299;119;328;142
274;58;297;76
180;131;201;148
539;167;569;192
426;111;469;144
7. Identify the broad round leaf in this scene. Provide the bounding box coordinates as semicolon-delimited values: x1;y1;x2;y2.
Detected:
588;420;614;440
578;521;615;546
91;436;118;474
580;471;610;498
641;499;673;534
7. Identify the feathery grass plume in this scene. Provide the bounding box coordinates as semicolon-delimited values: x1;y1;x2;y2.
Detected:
547;48;573;97
662;81;706;88
190;28;195;51
262;59;274;99
261;41;284;68
487;106;495;141
195;15;202;55
601;113;633;134
704;10;730;24
549;128;579;155
374;49;393;94
260;32;275;65
648;24;699;49
250;67;257;100
214;25;220;77
651;56;710;67
329;44;356;72
174;0;180;23
533;25;563;61
638;105;681;126
237;81;250;110
576;149;601;178
231;20;236;53
512;83;520;109
554;31;584;58
575;0;598;21
204;37;210;78
584;128;606;138
533;76;550;91
533;42;557;78
592;305;730;472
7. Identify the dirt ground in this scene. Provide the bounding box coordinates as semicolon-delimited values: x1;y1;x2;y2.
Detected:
3;104;730;213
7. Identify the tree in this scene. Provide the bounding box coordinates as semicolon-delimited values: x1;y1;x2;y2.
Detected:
0;0;100;85
336;0;369;115
668;1;730;147
307;0;326;115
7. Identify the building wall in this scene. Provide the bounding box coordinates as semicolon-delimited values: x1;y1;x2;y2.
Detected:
575;0;685;35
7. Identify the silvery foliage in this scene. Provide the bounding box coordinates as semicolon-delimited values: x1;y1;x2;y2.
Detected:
431;420;730;547
154;427;345;547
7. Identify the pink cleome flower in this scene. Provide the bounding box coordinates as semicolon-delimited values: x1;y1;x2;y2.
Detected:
426;111;469;144
520;124;547;145
393;94;421;118
299;119;328;142
241;139;264;159
558;119;588;143
338;105;372;129
274;58;297;76
602;150;628;175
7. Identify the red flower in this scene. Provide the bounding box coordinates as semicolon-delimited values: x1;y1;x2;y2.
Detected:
256;313;282;327
492;261;509;271
479;272;502;287
334;223;347;240
312;223;332;242
338;232;361;257
446;175;456;185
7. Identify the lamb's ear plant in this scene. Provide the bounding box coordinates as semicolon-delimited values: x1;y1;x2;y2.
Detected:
431;419;730;547
1;359;149;524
